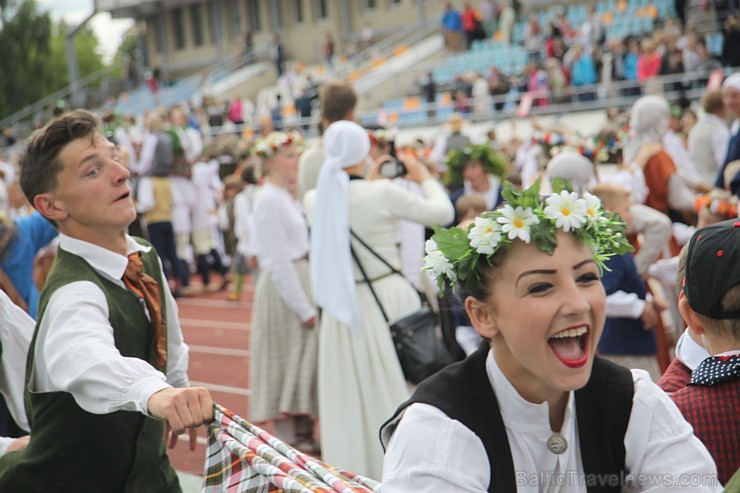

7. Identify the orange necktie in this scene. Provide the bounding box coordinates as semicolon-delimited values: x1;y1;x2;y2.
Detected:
122;252;167;368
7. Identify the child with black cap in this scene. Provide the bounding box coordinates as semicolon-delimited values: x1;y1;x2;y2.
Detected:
672;218;740;485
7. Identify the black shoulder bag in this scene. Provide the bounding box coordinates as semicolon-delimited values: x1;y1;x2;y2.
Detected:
349;230;452;384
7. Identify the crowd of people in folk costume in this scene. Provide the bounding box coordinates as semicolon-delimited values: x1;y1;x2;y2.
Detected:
0;70;737;491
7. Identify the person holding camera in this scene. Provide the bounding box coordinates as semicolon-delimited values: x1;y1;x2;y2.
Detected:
304;121;454;481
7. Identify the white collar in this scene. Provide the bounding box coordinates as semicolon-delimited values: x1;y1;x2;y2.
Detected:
59;234;152;282
486;348;576;435
675;328;710;371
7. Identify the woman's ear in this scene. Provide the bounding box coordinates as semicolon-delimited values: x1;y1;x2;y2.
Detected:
678;291;705;336
465;296;498;339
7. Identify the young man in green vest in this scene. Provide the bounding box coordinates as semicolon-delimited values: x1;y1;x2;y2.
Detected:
0;110;213;492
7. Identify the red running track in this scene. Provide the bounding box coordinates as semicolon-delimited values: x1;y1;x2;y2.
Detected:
167;283;254;476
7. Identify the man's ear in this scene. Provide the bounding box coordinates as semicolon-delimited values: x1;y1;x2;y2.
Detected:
465;296;498;339
678;291;705;336
33;194;68;223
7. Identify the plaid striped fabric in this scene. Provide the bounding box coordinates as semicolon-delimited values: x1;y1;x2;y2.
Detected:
204;404;384;493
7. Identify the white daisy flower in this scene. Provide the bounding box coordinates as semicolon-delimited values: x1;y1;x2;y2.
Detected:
468;216;502;255
423;239;454;280
496;205;539;243
582;192;602;224
543;190;587;232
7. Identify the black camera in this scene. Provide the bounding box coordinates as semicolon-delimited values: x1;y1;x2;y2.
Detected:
379;158;407;178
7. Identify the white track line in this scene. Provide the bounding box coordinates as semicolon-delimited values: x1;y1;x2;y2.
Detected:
179;318;251;331
190;381;251;396
176;298;252;309
188;345;250;357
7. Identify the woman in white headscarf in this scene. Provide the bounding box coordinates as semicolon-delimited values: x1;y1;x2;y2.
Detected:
623;96;695;237
304;121;454;480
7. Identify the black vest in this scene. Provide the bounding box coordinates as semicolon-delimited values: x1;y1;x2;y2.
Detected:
381;345;634;492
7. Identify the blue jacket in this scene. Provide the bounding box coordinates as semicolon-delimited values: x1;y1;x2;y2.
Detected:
571;55;598;86
598;253;657;356
1;212;58;318
623;53;639;80
442;10;462;31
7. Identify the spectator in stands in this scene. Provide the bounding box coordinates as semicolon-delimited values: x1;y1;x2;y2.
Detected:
637;39;663;92
487;66;511;111
452;73;473;99
243;30;254;60
361;21;374;49
716;73;740;196
228;98;244;125
471;72;490;115
578;5;603;54
421;71;437;118
479;0;497;38
323;32;335;70
525;61;550;107
297;80;358;199
269;34;285;77
688;90;730;188
461;3;479;50
660;35;685;93
545;57;570;104
498;2;516;45
570;44;597;102
441;2;463;52
722;16;740;68
623;38;641;95
523;15;545;63
693;40;723;87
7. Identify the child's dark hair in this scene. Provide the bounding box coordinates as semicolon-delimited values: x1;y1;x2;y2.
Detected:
20;109;100;207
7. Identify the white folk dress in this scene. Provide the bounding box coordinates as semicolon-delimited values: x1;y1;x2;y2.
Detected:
249;182;318;423
304;177;454;481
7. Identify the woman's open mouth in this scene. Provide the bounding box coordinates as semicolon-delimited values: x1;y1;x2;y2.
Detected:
115;191;131;202
548;325;590;368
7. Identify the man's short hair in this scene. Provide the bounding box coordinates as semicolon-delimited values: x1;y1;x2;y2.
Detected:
701;90;724;115
19;109;100;207
319;81;357;124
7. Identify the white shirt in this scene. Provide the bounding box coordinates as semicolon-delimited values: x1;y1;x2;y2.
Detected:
133;133;157;176
675;329;710;371
0;291;34;457
234;185;258;257
383;349;720;492
253;182;316;322
170;176;197;235
30;234;190;417
464;175;501;211
191;160;224;231
663;131;702;186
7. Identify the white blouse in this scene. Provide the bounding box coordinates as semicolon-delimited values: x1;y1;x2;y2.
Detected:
31;235;190;417
253;182;316;323
382;349;721;492
0;291;34;457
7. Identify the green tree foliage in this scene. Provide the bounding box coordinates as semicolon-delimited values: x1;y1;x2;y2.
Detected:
0;0;107;119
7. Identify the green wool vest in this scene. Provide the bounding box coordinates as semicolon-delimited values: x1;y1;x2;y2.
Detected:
0;239;180;493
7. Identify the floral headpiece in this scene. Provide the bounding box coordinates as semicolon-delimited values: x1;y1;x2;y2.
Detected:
532;130;567;147
423;179;634;290
694;193;738;219
253;131;303;159
444;143;508;186
368;128;392;147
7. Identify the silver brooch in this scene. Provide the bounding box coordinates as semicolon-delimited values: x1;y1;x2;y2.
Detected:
547;434;568;454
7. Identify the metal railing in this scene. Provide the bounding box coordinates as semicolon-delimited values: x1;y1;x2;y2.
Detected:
202;67;737;139
0;63;120;130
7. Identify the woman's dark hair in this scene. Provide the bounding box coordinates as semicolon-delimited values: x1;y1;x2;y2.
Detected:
453;247;507;303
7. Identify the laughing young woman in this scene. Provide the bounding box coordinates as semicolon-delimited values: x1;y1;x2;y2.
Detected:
380;181;721;492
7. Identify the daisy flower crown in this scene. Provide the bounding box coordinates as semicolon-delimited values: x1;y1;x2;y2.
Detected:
424;179;635;290
253;131;303;159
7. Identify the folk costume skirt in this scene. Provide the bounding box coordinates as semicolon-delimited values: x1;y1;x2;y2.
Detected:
249;259;318;423
318;275;417;481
